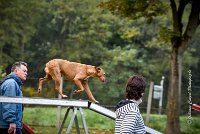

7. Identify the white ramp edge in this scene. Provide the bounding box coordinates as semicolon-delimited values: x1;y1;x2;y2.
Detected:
0;96;88;107
0;96;163;134
89;102;116;119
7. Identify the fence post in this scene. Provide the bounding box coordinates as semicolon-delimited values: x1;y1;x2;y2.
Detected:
158;76;165;114
57;77;63;130
146;81;154;126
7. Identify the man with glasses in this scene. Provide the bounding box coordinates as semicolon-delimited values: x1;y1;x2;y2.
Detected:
0;61;28;134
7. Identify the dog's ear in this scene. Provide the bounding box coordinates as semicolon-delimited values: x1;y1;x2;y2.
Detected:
95;67;101;72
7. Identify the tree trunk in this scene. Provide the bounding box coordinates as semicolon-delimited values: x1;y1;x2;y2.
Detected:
166;46;182;134
166;1;200;133
0;47;2;65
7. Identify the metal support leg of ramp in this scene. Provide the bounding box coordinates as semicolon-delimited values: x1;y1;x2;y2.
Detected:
58;107;88;134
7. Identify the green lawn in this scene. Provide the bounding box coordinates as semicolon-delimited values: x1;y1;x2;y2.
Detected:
23;106;115;134
23;107;200;134
143;114;200;134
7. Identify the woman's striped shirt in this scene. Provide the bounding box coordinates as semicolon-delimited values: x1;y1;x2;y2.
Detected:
115;99;145;134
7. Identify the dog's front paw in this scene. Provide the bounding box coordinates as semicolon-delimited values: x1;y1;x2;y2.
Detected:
93;100;99;104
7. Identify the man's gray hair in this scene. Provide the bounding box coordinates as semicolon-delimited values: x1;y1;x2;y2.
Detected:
11;61;27;72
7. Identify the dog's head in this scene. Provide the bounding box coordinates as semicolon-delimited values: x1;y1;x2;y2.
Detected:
95;67;106;83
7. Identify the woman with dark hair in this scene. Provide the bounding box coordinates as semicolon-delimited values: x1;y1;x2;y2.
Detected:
115;75;146;134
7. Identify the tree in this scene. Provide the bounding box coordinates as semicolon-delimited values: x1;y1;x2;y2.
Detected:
0;0;46;66
99;0;200;133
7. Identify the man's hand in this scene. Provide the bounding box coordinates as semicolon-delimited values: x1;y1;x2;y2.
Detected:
8;123;16;134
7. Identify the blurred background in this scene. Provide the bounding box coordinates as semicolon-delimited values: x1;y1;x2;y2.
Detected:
0;0;200;133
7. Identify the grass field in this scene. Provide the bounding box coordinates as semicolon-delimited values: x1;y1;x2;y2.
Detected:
23;106;200;134
23;106;115;134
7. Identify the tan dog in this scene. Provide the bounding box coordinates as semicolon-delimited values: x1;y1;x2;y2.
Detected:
38;59;106;103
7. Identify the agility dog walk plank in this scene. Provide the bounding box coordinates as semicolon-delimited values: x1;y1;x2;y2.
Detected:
0;96;163;134
0;96;88;107
89;102;116;119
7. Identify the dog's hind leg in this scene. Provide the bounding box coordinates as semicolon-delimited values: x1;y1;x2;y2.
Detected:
38;74;52;93
50;68;68;98
54;78;68;98
82;80;99;104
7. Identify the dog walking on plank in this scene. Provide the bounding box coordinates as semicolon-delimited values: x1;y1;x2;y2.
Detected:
38;59;106;103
